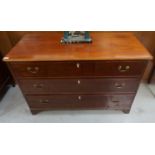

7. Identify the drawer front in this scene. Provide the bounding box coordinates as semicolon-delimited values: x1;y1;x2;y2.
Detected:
26;94;135;110
94;61;147;77
19;78;140;94
10;60;147;78
10;61;94;78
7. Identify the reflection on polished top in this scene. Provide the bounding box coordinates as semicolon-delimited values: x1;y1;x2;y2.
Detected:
3;32;152;62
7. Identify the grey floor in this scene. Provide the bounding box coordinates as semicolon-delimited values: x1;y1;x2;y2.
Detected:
0;83;155;123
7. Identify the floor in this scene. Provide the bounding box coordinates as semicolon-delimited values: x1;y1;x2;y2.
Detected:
0;83;155;123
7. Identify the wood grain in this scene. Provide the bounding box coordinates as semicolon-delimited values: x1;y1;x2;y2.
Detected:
9;61;147;78
0;32;12;56
4;32;151;114
134;32;155;82
3;32;152;62
26;94;134;110
19;78;139;94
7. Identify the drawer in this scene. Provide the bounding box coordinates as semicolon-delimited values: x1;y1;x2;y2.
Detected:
10;61;94;78
10;60;147;78
94;61;147;77
26;94;135;110
19;78;140;94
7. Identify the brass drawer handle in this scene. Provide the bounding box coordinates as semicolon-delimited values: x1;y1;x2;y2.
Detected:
112;99;120;103
118;65;130;72
39;99;49;104
76;63;80;68
111;97;120;103
114;83;125;89
27;67;39;74
33;84;44;88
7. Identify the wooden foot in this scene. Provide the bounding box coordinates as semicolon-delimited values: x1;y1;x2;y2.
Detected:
30;109;42;115
11;82;16;87
8;78;16;87
122;109;130;114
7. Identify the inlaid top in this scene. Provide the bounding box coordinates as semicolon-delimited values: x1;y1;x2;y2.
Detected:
3;32;153;61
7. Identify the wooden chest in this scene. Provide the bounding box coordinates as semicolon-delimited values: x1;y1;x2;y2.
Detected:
3;32;152;114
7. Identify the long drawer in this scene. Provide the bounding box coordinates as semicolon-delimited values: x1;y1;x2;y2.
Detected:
19;78;140;94
10;60;147;78
26;94;135;110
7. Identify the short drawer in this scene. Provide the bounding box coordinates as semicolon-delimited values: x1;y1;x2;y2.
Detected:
10;60;147;78
26;94;135;110
19;78;140;94
10;61;94;78
94;60;147;77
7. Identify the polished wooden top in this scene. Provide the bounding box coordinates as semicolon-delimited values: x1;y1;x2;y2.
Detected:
3;32;152;62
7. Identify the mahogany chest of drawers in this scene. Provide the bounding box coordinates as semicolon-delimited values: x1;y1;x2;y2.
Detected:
3;32;152;114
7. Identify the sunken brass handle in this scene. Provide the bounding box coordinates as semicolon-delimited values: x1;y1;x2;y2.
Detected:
111;98;120;103
112;100;120;103
27;67;39;74
39;99;49;104
118;65;130;72
33;84;44;88
115;83;125;89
